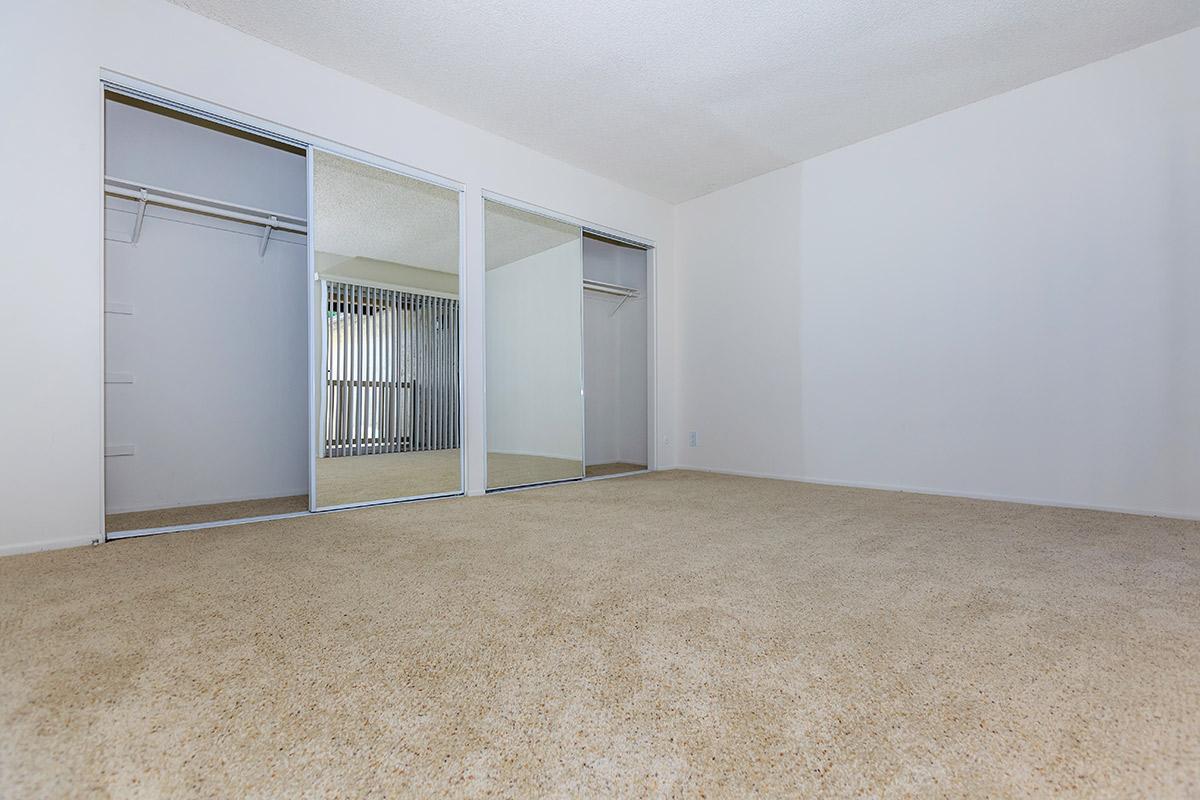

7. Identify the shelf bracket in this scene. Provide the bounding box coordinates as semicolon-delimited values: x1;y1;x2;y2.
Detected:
130;189;148;244
259;215;278;257
609;293;634;316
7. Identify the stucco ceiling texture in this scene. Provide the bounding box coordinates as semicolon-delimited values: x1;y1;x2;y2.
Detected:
313;151;459;273
172;0;1200;202
485;201;579;270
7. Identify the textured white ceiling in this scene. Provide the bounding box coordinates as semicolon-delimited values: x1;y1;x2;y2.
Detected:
312;153;581;272
484;201;579;271
313;150;459;272
172;0;1200;202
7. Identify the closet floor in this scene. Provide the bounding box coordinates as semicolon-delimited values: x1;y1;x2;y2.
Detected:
105;495;309;533
585;462;647;478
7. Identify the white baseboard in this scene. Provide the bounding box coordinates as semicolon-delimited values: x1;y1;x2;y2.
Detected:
0;535;100;557
675;465;1200;521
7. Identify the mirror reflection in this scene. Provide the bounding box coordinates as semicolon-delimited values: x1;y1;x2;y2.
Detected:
313;151;461;508
485;200;584;489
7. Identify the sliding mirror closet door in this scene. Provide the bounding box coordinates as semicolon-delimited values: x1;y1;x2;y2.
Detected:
311;151;462;509
484;200;584;489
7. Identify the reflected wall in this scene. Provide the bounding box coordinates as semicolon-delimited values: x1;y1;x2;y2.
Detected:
484;200;584;489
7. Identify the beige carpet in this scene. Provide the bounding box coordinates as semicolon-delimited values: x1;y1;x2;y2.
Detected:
316;450;589;507
2;471;1197;798
585;462;647;478
316;449;462;507
105;495;309;533
486;452;582;489
110;453;614;532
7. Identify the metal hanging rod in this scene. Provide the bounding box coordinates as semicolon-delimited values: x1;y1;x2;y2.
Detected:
583;279;640;316
104;176;307;255
583;279;638;297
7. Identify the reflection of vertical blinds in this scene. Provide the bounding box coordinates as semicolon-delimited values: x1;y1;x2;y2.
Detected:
324;281;459;457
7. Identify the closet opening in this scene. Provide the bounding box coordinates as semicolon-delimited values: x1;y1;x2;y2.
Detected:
582;232;649;479
102;91;310;535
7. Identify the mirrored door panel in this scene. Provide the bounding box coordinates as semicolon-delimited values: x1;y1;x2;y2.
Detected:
312;150;461;509
484;200;584;489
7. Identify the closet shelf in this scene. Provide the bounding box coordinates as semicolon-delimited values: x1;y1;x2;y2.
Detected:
104;176;307;254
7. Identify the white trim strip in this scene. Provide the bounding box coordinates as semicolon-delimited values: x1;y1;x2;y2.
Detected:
675;466;1200;521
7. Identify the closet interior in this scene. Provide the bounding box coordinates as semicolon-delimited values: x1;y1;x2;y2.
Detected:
582;233;648;477
103;94;310;532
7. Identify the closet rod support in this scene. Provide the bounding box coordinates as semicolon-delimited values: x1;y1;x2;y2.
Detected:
259;215;277;257
604;296;633;316
131;189;148;244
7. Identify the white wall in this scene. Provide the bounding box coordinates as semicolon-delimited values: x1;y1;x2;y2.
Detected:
583;237;648;467
676;28;1200;518
0;0;676;554
486;240;583;461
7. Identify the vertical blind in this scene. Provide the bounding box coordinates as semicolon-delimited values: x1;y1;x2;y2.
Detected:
323;281;459;457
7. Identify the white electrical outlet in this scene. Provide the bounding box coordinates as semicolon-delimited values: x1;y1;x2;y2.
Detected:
688;431;699;447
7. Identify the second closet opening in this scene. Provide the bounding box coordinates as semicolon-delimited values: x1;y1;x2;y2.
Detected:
583;233;648;478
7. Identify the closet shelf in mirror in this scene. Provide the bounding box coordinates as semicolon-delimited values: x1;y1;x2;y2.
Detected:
104;176;307;255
